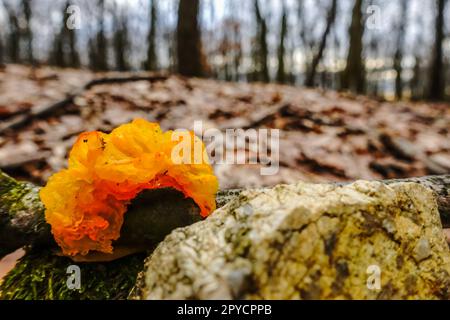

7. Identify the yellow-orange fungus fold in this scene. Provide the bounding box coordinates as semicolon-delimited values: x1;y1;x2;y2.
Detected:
39;119;219;256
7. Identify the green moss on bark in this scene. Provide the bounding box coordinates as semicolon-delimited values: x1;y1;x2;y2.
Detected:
0;249;146;300
0;171;52;259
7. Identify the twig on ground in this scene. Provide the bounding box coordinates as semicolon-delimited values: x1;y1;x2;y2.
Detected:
0;74;168;134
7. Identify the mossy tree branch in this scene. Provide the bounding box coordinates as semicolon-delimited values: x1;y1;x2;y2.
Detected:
0;250;146;300
1;172;450;300
1;170;449;261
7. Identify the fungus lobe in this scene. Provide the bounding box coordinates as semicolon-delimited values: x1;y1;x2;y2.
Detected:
40;119;218;256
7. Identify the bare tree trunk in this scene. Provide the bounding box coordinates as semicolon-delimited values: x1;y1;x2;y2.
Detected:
5;4;20;63
91;0;108;71
305;0;337;87
21;0;34;65
341;0;365;93
232;20;242;81
297;0;311;80
176;0;204;77
112;5;129;71
276;5;288;84
88;38;97;70
219;30;232;81
410;56;423;100
0;27;3;67
393;0;408;100
50;1;80;68
50;31;65;67
67;2;80;68
254;0;269;82
145;0;158;71
428;0;447;101
0;0;3;66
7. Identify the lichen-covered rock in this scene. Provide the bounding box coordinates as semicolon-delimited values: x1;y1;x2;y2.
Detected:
133;181;450;299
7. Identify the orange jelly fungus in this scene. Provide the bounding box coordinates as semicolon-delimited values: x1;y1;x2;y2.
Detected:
39;119;219;256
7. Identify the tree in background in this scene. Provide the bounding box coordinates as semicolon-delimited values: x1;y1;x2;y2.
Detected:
144;0;158;71
231;18;242;82
213;0;243;82
50;1;80;68
217;23;232;81
276;4;288;84
89;0;108;71
297;0;315;84
0;3;3;66
253;0;269;82
365;31;381;97
112;2;129;71
305;0;338;87
0;31;3;67
341;0;365;93
428;0;447;100
408;8;426;100
393;0;408;100
176;0;204;77
0;0;448;101
20;0;33;64
66;2;80;68
410;56;423;100
4;2;19;63
0;0;4;66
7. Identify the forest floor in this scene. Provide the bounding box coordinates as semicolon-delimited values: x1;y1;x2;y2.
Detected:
1;63;450;279
1;64;449;189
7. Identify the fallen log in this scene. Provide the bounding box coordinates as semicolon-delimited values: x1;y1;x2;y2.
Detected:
0;170;201;260
1;174;450;300
1;170;449;261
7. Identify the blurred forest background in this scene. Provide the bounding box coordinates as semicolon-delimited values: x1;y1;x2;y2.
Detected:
0;0;449;101
0;0;449;191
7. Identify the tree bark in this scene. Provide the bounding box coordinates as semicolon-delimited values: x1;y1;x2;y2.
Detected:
428;0;447;101
0;0;4;67
145;0;158;71
176;0;204;77
0;170;201;260
276;6;288;84
5;3;20;63
21;0;34;65
393;0;408;100
254;0;269;82
112;7;129;71
50;1;81;68
341;0;365;93
305;0;337;87
90;0;108;71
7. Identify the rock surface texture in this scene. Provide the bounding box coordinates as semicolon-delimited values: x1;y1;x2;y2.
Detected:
134;181;450;299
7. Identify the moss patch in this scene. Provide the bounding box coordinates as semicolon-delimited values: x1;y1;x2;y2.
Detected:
0;249;146;300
